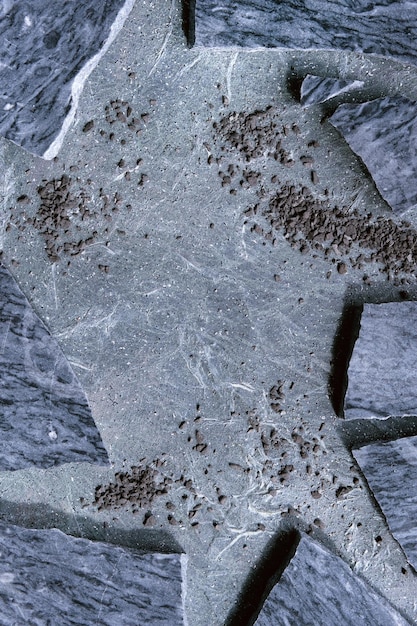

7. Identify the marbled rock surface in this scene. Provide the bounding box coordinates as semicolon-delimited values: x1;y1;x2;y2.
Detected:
330;97;417;215
255;534;409;626
0;521;183;625
354;437;417;570
0;0;132;157
300;75;363;106
301;76;417;214
0;264;108;470
194;0;417;67
345;302;417;419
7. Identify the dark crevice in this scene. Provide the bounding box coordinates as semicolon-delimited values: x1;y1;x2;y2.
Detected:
225;524;300;626
182;0;195;47
328;304;362;418
0;501;183;554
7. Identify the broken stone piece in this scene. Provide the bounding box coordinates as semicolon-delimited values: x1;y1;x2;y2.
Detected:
344;302;417;420
354;436;417;570
0;521;184;625
255;534;408;625
0;264;108;469
301;76;417;215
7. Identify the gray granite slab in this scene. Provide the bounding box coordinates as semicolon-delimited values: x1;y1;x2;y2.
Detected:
255;534;409;625
345;302;417;420
354;437;417;571
0;0;133;157
194;0;417;67
0;264;108;470
0;521;183;625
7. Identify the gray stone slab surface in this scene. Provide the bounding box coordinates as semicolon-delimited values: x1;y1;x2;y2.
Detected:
345;302;417;419
255;534;410;625
0;264;108;470
0;521;184;625
194;0;417;67
0;1;417;625
354;437;417;571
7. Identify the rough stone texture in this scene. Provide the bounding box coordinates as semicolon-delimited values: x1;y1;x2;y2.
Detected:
354;437;417;571
0;264;108;470
0;521;183;625
345;302;417;420
0;0;134;157
255;534;410;625
194;0;417;67
0;1;417;625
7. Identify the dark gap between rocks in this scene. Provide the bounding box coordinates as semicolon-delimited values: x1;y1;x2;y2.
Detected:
329;304;362;418
225;526;300;626
182;0;196;47
0;501;183;554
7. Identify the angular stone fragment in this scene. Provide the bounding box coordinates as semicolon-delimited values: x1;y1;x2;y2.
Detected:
254;534;409;625
354;437;417;570
0;0;134;157
330;97;417;215
193;0;417;68
301;76;417;215
0;521;184;625
0;265;108;469
344;302;417;420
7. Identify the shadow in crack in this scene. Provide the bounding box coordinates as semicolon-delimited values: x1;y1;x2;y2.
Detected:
0;500;183;554
182;0;196;47
225;525;300;626
328;303;362;418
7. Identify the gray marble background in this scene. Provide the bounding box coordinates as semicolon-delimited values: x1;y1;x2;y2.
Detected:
194;0;417;67
255;534;409;625
0;265;108;470
0;521;184;625
345;302;417;420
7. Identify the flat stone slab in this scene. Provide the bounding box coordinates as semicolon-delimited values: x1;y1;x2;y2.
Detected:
194;0;417;67
0;0;133;157
354;437;417;570
0;264;108;469
255;534;409;625
344;302;417;420
0;521;183;625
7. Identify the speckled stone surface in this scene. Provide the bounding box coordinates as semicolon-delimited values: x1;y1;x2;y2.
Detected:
255;534;409;625
0;264;108;470
0;1;416;625
345;302;417;420
0;521;184;625
354;437;417;571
